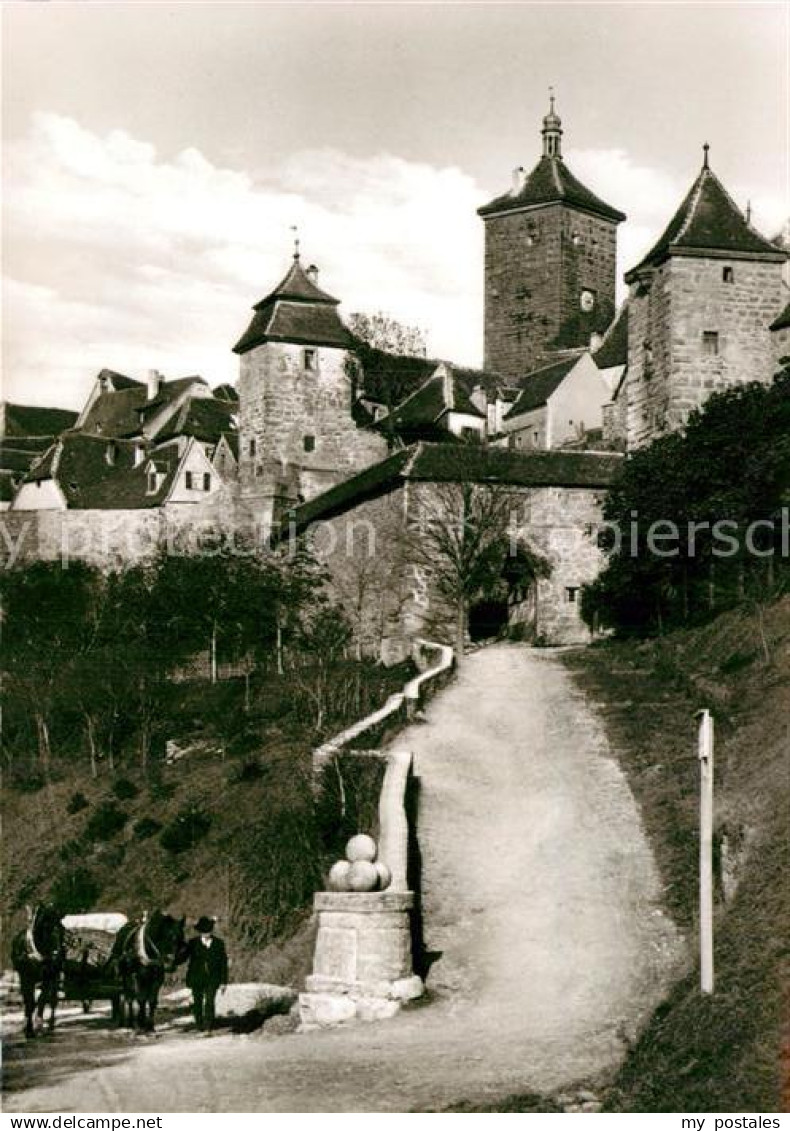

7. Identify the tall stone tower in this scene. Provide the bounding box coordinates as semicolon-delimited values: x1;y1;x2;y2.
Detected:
233;250;386;525
623;146;787;449
478;96;626;379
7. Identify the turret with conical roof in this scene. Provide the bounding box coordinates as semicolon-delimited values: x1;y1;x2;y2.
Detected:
622;146;787;450
479;95;626;379
234;251;354;355
234;248;387;527
625;144;784;283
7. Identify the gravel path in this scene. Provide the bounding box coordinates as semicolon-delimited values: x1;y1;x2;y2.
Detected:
5;644;684;1113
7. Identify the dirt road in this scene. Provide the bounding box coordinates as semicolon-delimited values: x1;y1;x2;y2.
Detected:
4;644;684;1112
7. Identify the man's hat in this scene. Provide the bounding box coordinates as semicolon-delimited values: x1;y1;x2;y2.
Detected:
194;916;216;934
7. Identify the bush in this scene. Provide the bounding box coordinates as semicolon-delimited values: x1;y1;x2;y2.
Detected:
67;791;89;814
50;868;100;913
148;778;176;802
112;777;139;801
720;650;757;675
160;805;212;854
232;759;266;784
14;773;46;794
59;838;86;863
133;817;162;840
85;801;128;842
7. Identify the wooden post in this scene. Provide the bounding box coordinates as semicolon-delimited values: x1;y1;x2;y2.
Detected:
697;708;715;994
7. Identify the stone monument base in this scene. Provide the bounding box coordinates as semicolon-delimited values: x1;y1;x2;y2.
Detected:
298;891;424;1028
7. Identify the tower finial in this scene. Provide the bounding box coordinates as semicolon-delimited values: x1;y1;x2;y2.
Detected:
702;142;710;170
542;88;562;159
290;224;300;261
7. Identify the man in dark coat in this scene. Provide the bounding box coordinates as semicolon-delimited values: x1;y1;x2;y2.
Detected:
184;916;228;1032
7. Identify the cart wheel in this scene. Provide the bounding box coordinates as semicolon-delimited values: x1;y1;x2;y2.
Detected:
82;1000;92;1014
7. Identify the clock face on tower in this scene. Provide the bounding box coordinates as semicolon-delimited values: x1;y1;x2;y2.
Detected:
580;289;595;313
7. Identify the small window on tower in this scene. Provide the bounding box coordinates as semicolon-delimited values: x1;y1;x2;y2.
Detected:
203;473;211;491
723;266;734;284
185;471;194;490
249;438;256;457
303;435;316;453
643;341;653;378
702;331;720;356
303;348;317;371
565;586;580;604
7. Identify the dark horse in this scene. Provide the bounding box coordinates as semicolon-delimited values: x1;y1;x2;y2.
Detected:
110;911;186;1032
11;904;66;1038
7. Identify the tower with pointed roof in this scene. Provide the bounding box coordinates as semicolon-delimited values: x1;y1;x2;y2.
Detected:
478;95;626;379
233;249;387;524
623;145;787;448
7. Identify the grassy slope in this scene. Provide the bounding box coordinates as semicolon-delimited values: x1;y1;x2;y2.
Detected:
2;665;402;985
563;597;790;1112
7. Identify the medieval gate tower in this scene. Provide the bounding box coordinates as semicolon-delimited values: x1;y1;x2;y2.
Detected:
478;97;626;379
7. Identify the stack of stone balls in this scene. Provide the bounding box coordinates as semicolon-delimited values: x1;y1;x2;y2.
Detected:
327;834;392;892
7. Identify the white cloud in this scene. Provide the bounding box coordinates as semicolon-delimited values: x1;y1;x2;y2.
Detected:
3;114;484;408
6;115;779;411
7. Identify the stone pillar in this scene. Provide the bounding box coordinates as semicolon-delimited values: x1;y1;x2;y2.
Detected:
378;749;411;892
298;891;423;1027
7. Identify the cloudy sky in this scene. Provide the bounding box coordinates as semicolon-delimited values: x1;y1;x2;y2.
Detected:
3;2;788;409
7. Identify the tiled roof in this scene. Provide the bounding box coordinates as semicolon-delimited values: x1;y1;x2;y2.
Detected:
233;258;353;354
593;303;629;369
258;258;341;306
377;367;487;441
292;442;622;528
505;355;582;418
355;344;438;407
157;396;236;444
142;377;207;414
97;369;144;392
479;156;625;222
21;431;183;510
79;378;208;439
80;387;147;437
625;163;786;281
213;384;239;403
381;375;448;435
0;441;50;474
1;403;78;438
770;300;790;332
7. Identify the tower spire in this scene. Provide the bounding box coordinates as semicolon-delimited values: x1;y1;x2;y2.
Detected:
542;87;563;158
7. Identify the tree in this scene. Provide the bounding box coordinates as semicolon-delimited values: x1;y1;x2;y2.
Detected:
407;482;545;658
327;495;412;660
346;312;427;358
583;365;790;637
291;606;353;732
1;561;100;768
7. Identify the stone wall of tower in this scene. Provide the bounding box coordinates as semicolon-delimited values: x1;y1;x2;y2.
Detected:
238;341;388;519
483;204;618;379
626;256;786;449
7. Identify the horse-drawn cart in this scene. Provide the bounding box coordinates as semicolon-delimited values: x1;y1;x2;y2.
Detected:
61;912;128;1011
